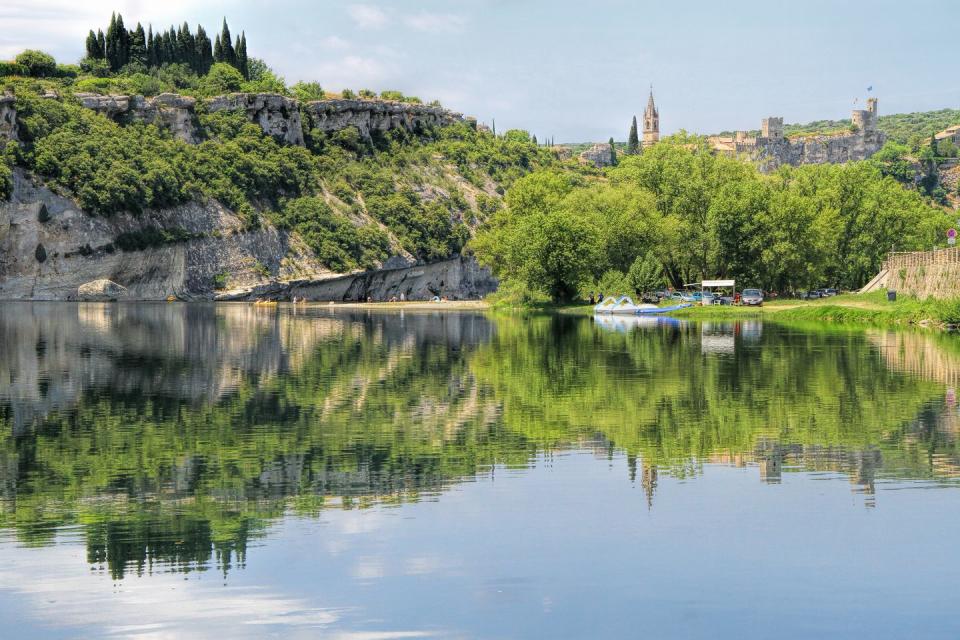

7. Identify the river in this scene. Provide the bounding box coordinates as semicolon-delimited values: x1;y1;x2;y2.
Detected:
0;303;958;638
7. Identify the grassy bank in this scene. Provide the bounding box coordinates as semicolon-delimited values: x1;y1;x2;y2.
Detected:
671;292;960;329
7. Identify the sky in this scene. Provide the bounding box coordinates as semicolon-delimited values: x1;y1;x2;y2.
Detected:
2;0;959;141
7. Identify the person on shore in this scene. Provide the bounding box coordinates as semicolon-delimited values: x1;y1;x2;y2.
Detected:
400;292;406;302
589;292;596;305
598;292;604;303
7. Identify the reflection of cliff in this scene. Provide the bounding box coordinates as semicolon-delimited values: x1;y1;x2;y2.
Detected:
3;309;960;577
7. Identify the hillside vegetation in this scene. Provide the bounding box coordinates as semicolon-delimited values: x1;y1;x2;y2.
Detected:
474;135;952;303
0;15;562;273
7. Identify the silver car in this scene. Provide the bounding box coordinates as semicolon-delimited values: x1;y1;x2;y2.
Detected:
741;288;764;306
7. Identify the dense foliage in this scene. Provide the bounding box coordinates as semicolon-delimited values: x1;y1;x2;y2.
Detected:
474;137;951;302
782;108;960;148
6;83;554;267
85;13;247;78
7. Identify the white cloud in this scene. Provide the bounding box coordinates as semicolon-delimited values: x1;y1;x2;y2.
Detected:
403;12;466;33
321;35;350;50
347;4;388;30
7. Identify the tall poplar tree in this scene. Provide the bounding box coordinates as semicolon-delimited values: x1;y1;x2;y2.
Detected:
237;32;248;78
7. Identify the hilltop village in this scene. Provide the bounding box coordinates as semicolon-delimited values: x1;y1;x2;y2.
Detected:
580;92;890;171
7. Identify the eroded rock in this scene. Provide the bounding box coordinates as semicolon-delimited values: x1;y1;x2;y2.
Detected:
78;279;128;301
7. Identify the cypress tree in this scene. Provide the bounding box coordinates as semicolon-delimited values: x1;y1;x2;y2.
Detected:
627;115;639;155
130;23;147;67
97;30;106;61
609;137;618;166
115;13;129;68
105;13;119;70
237;32;248;78
532;134;538;145
213;34;223;63
85;30;102;59
146;26;155;67
196;25;213;74
220;19;236;67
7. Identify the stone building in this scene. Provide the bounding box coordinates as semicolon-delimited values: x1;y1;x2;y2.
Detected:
709;96;886;170
642;88;659;146
579;142;615;168
935;124;960;147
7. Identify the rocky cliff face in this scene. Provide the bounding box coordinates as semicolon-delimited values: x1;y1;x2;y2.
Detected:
66;91;463;146
218;254;497;302
0;169;332;300
207;93;304;145
0;93;16;143
302;99;460;142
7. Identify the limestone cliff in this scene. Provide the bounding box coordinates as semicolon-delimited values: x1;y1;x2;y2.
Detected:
59;91;464;146
0;169;332;300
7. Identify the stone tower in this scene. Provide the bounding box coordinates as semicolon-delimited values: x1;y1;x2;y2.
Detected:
643;87;659;145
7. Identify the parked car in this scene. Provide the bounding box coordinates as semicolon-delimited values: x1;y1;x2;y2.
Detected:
822;288;839;297
802;290;822;300
701;292;719;305
741;288;764;306
670;292;686;302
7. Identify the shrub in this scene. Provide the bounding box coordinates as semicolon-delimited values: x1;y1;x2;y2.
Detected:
380;90;404;102
115;227;195;251
201;63;244;95
358;89;376;99
15;50;57;78
0;62;28;77
291;81;325;102
213;271;229;290
340;88;356;99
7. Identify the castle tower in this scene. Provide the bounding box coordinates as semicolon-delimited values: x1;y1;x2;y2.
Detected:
643;87;659;146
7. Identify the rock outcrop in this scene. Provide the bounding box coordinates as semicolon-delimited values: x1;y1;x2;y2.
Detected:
217;255;497;302
302;99;461;141
0;169;332;300
75;92;198;142
66;91;464;147
207;93;304;145
77;279;127;300
0;93;16;143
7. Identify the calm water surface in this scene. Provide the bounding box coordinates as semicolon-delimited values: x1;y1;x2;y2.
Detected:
1;303;959;638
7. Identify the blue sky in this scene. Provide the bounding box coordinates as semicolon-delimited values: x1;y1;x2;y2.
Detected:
3;0;958;141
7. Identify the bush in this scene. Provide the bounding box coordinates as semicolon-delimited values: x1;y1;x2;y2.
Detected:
0;62;28;77
201;63;244;95
115;227;195;251
358;89;376;99
380;90;404;102
340;88;356;99
15;50;57;78
213;271;229;290
274;196;389;271
291;81;325;102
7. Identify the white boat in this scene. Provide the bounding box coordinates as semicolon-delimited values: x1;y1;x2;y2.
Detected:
593;296;656;314
593;295;692;315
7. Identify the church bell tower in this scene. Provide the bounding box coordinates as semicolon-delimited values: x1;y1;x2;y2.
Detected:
643;87;659;146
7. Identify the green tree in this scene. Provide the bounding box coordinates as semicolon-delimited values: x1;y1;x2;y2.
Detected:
608;137;617;166
627;115;639;155
14;50;57;77
202;62;245;94
628;252;664;294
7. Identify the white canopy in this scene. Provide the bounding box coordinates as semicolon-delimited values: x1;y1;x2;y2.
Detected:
701;279;735;288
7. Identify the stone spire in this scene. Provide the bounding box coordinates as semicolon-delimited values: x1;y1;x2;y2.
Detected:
643;86;659;146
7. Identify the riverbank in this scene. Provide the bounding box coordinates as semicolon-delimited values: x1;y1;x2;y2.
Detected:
669;292;960;329
556;292;960;329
